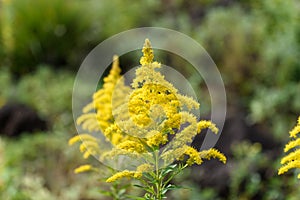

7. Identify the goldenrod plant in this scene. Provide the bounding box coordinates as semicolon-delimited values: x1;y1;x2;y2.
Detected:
279;117;300;178
69;39;226;199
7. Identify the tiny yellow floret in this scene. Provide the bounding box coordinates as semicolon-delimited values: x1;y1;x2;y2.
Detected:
74;165;92;174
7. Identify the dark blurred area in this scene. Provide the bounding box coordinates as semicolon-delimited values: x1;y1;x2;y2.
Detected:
0;0;299;199
0;103;48;137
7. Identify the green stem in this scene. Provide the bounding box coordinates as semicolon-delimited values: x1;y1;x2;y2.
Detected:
154;150;162;200
142;151;187;199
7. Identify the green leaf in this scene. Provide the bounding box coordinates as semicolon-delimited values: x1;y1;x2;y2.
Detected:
161;168;174;176
144;193;152;200
133;184;155;194
165;184;183;190
143;172;153;180
133;184;145;189
118;188;126;196
161;188;168;195
168;164;178;169
98;189;113;197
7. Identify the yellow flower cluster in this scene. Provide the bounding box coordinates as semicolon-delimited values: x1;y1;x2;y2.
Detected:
199;149;227;164
106;170;138;183
197;120;219;134
184;146;203;165
278;116;300;178
68;134;100;159
146;131;168;147
289;117;300;138
69;39;226;181
175;145;226;166
69;56;131;173
74;165;93;174
76;55;130;135
116;140;145;153
106;163;154;182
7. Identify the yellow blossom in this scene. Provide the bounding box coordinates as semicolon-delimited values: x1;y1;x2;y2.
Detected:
128;83;181;129
136;163;153;172
70;39;227;184
77;55;130;136
104;124;125;145
74;165;93;174
164;112;198;150
83;150;94;159
184;146;203;166
197;120;219;134
199;148;227;164
146;131;168;147
79;141;100;153
68;134;98;146
162;147;185;164
284;138;300;152
278;160;300;175
279;116;300;178
289;116;300;138
117;141;145;153
280;149;300;165
177;94;200;110
100;148;141;161
106;170;136;182
140;39;154;65
133;164;154;178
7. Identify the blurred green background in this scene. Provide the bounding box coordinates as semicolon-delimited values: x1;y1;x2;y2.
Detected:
0;0;299;199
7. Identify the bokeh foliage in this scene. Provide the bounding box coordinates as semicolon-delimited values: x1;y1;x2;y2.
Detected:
0;0;300;199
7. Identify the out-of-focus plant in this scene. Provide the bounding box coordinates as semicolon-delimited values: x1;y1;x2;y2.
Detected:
248;0;300;138
229;141;265;199
195;6;266;101
0;68;11;107
228;138;300;200
1;0;13;64
0;131;102;200
0;6;3;63
191;0;300;139
0;65;105;199
250;84;300;139
69;39;226;199
1;0;161;76
87;0;159;40
5;0;93;75
0;66;74;128
14;67;73;126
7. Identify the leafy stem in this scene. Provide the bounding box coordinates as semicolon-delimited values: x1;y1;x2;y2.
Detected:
136;149;187;200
